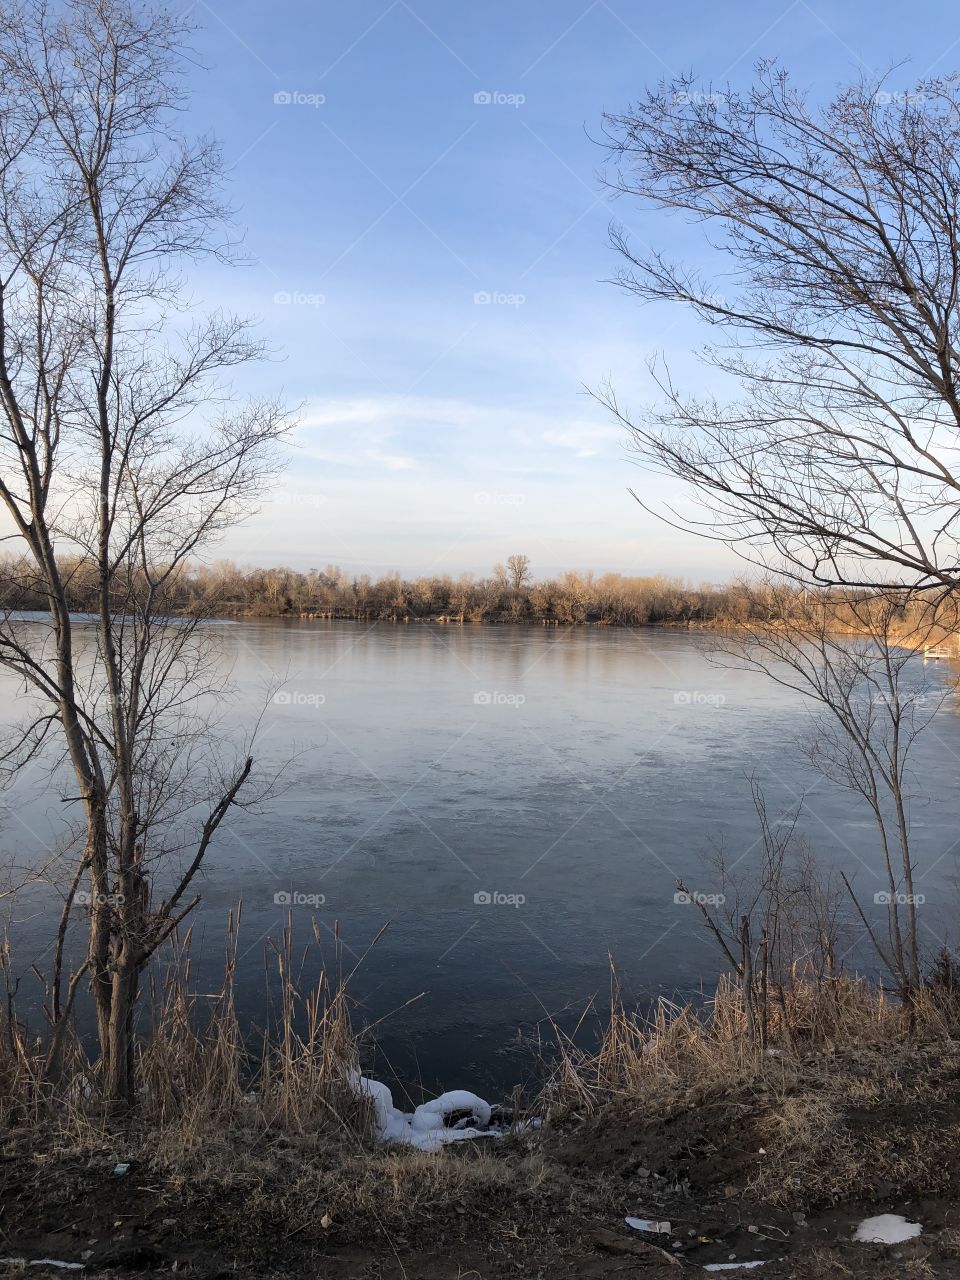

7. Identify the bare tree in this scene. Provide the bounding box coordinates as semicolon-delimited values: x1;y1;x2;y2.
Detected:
714;589;951;998
0;0;290;1102
506;553;531;591
600;65;960;591
678;778;849;1049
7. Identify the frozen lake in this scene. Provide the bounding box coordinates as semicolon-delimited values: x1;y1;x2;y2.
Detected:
3;619;959;1095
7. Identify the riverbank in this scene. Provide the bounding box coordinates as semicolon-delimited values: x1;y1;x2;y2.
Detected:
4;1039;960;1278
4;979;960;1278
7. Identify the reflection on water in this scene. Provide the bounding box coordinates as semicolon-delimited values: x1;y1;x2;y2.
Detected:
2;620;959;1094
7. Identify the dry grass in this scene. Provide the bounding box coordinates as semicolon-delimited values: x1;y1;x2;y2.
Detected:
538;967;960;1121
5;926;960;1268
539;967;960;1215
0;911;555;1255
0;911;374;1166
4;941;960;1277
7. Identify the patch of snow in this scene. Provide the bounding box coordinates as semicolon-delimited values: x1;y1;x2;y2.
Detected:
349;1072;508;1153
625;1217;671;1234
411;1090;492;1132
853;1213;922;1244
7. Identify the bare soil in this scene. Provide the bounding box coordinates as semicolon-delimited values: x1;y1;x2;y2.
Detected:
4;1042;960;1278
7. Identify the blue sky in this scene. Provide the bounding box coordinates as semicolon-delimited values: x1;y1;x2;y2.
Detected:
180;0;952;579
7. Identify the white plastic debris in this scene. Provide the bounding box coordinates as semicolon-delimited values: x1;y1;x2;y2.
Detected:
112;1162;130;1176
625;1217;672;1234
703;1264;768;1272
0;1261;86;1272
853;1214;922;1244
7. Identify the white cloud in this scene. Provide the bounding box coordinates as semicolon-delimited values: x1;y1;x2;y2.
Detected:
298;396;481;434
366;447;416;471
294;395;621;472
542;425;623;457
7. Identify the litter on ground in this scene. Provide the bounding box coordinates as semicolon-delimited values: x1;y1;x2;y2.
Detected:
625;1217;671;1234
853;1214;922;1244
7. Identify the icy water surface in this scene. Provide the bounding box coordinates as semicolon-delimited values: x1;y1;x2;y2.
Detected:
3;620;960;1095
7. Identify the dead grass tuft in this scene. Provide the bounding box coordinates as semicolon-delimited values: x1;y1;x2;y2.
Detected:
0;912;375;1163
541;968;960;1215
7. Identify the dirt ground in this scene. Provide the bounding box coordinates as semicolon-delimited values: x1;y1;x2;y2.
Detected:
4;1043;960;1278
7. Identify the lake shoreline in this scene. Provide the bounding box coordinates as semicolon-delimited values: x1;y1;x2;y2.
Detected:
4;983;960;1279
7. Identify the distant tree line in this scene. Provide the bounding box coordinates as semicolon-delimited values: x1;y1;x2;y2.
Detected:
0;554;792;627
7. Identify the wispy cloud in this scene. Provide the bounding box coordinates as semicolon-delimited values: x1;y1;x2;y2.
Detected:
366;447;416;470
542;425;622;457
295;395;619;472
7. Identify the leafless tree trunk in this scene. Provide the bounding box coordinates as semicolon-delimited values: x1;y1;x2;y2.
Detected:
0;0;290;1104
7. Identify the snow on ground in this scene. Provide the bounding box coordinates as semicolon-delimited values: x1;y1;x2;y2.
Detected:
350;1074;505;1152
853;1213;922;1244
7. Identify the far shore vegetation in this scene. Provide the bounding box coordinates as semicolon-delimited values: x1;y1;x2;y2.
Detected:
6;552;960;638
